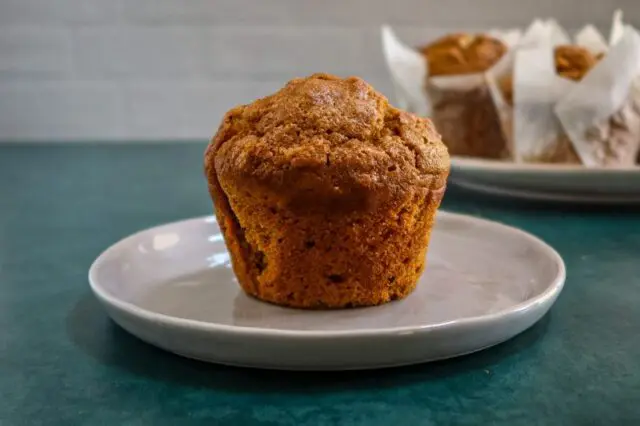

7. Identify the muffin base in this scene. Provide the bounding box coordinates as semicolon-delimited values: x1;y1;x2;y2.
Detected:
209;179;446;309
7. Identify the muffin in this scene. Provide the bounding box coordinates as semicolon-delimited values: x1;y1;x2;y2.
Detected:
204;74;450;309
419;33;509;159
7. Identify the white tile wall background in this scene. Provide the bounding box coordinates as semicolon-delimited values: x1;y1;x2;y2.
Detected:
0;0;638;141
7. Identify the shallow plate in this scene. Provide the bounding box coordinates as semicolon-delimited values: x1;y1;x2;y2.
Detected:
89;212;565;370
451;157;640;203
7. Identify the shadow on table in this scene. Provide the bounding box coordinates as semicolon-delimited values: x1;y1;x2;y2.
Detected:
67;293;550;395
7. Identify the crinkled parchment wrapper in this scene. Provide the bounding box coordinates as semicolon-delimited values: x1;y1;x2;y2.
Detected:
487;19;588;163
488;12;640;166
382;26;520;159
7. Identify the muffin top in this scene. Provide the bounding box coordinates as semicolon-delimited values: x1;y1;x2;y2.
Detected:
554;45;600;81
420;33;507;76
205;74;449;213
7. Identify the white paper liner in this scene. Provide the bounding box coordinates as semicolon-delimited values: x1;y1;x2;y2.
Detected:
486;52;515;156
381;26;429;116
609;10;625;46
519;19;570;48
513;46;578;162
575;25;607;54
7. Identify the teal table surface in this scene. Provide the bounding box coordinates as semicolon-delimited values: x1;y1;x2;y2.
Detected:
1;142;639;426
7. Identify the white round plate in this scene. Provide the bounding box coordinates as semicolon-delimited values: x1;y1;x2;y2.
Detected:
89;212;565;370
451;156;640;203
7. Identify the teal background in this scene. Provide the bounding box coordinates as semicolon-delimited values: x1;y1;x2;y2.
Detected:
1;143;639;425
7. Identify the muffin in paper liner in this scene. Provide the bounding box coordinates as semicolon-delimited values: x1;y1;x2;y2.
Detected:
487;19;587;164
382;26;520;160
489;43;594;164
488;12;640;166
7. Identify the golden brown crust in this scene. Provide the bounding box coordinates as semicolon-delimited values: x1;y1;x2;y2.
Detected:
205;73;450;308
420;33;507;76
206;73;449;214
555;45;599;81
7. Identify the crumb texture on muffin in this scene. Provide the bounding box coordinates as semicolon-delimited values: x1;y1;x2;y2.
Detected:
205;73;449;308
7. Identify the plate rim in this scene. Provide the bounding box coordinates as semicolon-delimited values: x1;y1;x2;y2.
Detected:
89;211;566;339
452;156;640;174
452;178;640;203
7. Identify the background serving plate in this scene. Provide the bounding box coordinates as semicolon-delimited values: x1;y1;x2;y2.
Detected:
451;157;640;203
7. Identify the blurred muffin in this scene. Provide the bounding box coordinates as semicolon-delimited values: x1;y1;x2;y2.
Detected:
497;45;600;164
420;33;507;76
419;33;509;159
205;74;450;309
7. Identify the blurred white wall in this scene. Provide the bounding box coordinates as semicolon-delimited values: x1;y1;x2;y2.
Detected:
0;0;637;141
